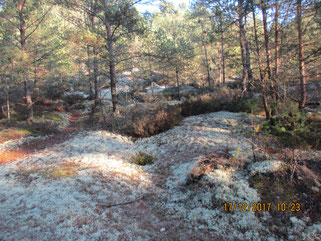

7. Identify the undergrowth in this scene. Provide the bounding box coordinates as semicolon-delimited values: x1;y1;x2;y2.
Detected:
181;91;262;117
261;102;321;150
89;103;182;138
130;152;154;165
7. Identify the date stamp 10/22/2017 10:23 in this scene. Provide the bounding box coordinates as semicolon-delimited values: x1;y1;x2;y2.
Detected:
223;203;301;212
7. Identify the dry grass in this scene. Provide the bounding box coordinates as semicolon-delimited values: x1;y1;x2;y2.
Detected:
186;151;243;186
93;104;182;138
49;166;78;178
0;150;25;165
0;128;31;144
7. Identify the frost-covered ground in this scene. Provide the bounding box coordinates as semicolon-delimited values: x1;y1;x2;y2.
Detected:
0;111;320;240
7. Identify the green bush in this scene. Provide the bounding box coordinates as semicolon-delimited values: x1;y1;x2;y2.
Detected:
44;83;66;100
262;103;321;150
28;120;61;135
225;99;261;114
63;94;85;107
130;151;154;165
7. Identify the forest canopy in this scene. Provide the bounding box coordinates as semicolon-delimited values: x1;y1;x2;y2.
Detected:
0;0;320;120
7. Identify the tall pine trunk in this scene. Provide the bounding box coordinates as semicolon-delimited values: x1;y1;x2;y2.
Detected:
19;0;33;121
5;77;10;121
106;21;118;113
252;0;270;120
200;21;211;88
274;0;280;78
238;0;248;93
244;17;253;82
85;8;94;100
86;45;94;99
219;13;226;85
297;0;306;110
261;0;277;123
176;67;180;99
261;0;272;80
93;45;99;106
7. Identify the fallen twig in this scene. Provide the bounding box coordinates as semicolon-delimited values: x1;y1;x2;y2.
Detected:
96;195;145;208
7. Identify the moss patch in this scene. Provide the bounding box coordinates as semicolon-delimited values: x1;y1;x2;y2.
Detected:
49;166;78;178
130;152;154;166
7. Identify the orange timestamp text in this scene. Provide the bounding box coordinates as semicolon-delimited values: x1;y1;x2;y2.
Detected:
223;202;301;212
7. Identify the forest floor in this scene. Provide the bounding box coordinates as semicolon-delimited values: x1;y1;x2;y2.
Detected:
0;111;321;240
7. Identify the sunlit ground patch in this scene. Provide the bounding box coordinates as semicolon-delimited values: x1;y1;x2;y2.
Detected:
0;128;31;144
49;165;78;178
0;150;24;165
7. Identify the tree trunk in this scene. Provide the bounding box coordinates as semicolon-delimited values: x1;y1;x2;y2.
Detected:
244;17;253;82
219;12;226;85
93;45;99;106
204;45;211;88
33;34;38;88
25;79;33;121
88;9;100;108
261;0;277;122
176;67;180;99
221;35;226;85
86;45;94;99
5;77;10;120
297;0;306;110
261;0;272;80
238;0;248;93
106;21;118;113
252;0;270;120
200;21;211;89
274;0;280;78
220;20;226;85
85;1;94;100
19;0;33;121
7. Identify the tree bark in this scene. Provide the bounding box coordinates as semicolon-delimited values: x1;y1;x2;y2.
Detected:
88;2;100;107
93;45;99;106
106;21;118;113
238;0;248;93
86;45;94;99
200;21;211;88
19;0;33;121
261;0;278;122
274;0;280;78
297;0;306;109
176;67;180;99
33;34;38;88
5;77;10;120
252;0;270;120
85;7;94;100
244;16;253;82
261;0;272;80
219;13;226;85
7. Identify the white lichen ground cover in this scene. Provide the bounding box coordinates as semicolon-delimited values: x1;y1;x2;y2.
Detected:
0;111;320;240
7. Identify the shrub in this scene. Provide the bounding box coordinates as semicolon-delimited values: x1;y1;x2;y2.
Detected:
180;90;258;117
44;83;66;100
262;102;321;150
130;151;154;165
130;105;182;137
225;99;261;114
96;104;182;138
12;104;28;121
63;94;85;107
28;120;61;135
